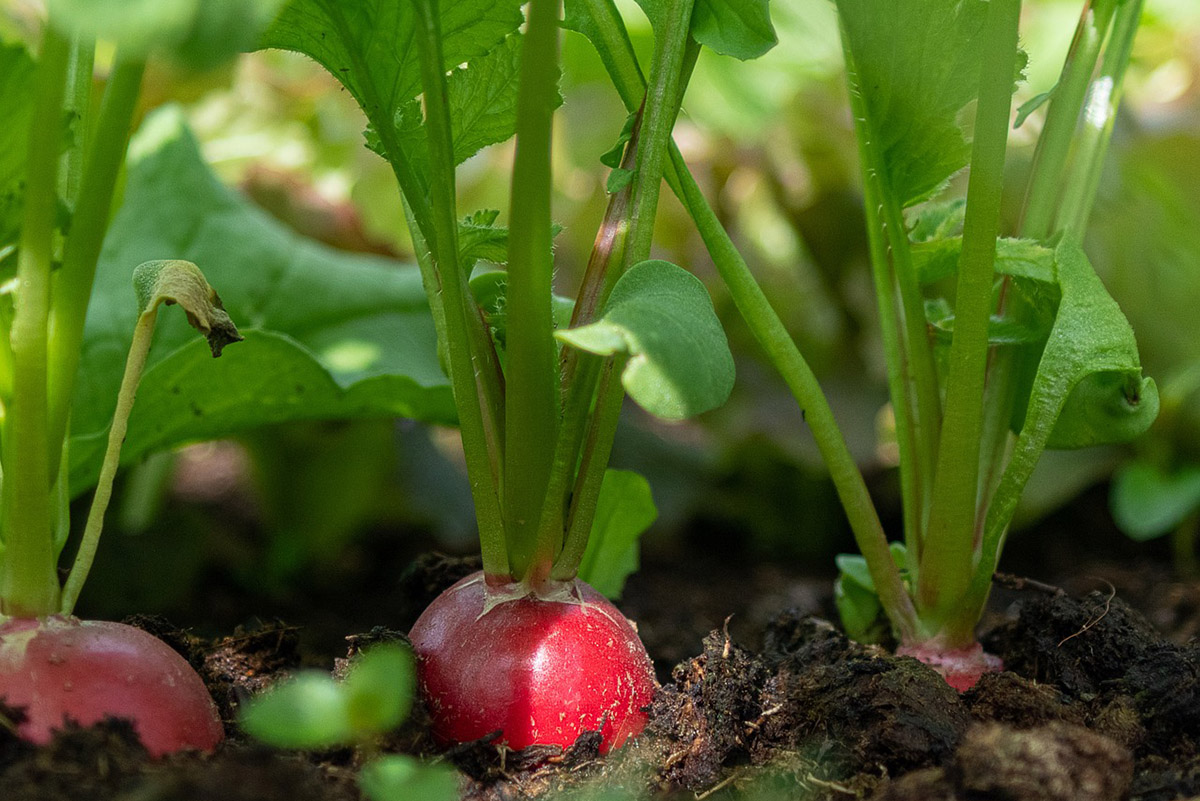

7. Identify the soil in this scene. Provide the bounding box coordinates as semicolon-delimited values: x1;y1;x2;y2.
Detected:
5;501;1200;800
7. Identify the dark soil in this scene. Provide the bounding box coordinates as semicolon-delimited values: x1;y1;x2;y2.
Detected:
6;548;1200;800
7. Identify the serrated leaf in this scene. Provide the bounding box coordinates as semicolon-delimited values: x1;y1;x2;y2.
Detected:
987;241;1159;536
344;644;414;735
469;269;574;360
907;199;966;243
68;108;452;495
240;674;355;749
914;237;1056;286
263;0;524;176
359;755;459;801
837;0;998;205
578;469;657;599
1111;462;1200;542
556;260;734;420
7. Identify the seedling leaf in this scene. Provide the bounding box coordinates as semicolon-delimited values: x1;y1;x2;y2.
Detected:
578;469;657;598
359;755;458;801
240;674;356;749
556;260;734;420
691;0;778;61
344;644;414;736
1111;462;1200;542
985;241;1159;540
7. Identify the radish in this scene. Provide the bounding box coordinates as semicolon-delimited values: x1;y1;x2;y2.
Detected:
409;571;657;752
0;259;238;757
0;616;224;756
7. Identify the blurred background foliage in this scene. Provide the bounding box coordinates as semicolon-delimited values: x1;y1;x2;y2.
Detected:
4;0;1199;621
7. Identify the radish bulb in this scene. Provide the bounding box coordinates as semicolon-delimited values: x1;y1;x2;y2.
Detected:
409;571;656;752
0;616;224;756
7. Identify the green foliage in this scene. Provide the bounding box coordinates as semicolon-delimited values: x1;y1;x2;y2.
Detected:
262;0;523;167
834;544;907;644
578;469;657;598
988;241;1159;535
359;755;458;801
240;643;413;748
379;33;561;192
68;109;451;495
1111;462;1200;542
557;260;734;420
913;238;1055;286
51;0;283;67
837;0;995;205
635;0;777;60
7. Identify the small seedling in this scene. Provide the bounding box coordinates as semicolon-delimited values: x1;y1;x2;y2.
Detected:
241;643;458;801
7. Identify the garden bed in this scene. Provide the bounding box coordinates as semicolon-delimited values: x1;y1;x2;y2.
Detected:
5;498;1200;801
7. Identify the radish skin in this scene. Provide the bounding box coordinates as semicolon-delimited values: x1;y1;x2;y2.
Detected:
0;616;224;756
409;571;657;752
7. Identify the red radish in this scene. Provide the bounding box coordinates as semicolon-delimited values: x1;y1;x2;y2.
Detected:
0;616;224;756
409;571;657;753
896;641;1003;692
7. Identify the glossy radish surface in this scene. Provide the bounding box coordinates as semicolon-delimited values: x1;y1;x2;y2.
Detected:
409;571;657;752
0;616;224;756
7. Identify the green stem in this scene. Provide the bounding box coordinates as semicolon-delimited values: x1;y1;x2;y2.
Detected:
1;27;70;617
540;110;639;571
413;0;508;577
60;305;156;613
504;0;564;582
60;37;95;209
1020;0;1117;241
950;0;1144;637
918;0;1022;639
46;57;145;477
571;0;917;638
551;0;694;581
681;166;919;639
556;356;626;578
842;34;927;563
1057;0;1143;243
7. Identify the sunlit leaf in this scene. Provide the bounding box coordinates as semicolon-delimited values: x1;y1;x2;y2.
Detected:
556;260;734;420
578;469;657;598
69;108;451;495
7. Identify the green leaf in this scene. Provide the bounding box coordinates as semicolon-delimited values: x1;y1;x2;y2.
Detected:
556;260;734;420
578;469;657;599
1014;86;1055;129
913;237;1056;286
1111;462;1200;542
987;241;1159;536
691;0;777;61
836;0;997;205
469;270;574;359
262;0;523;171
68;108;452;495
834;543;906;644
132;260;243;356
344;644;414;736
239;673;356;749
51;0;283;67
359;756;458;801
